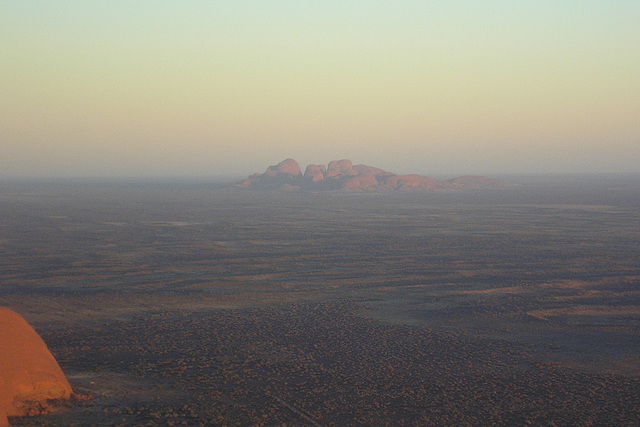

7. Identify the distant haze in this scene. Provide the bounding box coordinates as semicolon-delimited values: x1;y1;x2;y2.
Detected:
1;2;639;178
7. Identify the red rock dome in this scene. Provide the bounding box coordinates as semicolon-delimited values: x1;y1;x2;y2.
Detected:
0;307;73;426
265;158;302;176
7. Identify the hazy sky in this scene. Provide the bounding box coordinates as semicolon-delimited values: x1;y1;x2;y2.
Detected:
2;1;639;178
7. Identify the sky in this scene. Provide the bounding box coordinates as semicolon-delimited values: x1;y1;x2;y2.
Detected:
1;1;639;178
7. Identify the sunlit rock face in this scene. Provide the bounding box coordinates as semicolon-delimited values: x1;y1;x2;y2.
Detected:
303;164;326;182
265;158;302;176
326;159;357;178
237;159;303;190
0;307;73;426
342;174;380;191
236;159;508;192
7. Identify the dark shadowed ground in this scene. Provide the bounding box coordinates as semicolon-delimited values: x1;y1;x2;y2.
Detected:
1;175;639;426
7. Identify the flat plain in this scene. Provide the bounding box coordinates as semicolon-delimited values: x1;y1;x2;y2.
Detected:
1;175;639;426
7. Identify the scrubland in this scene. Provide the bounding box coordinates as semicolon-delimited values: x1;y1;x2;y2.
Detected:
1;175;639;425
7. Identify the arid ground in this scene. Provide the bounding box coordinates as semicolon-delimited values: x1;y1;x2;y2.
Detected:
1;175;639;426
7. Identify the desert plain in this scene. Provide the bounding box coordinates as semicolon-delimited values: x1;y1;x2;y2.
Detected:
1;174;639;426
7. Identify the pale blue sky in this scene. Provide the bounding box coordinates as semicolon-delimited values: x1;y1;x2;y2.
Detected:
1;1;639;177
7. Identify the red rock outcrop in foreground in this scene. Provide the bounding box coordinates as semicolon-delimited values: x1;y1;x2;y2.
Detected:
237;159;507;192
0;307;73;426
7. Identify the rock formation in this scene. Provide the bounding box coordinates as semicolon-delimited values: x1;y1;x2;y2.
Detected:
303;164;327;183
237;159;303;191
0;307;73;426
326;159;358;178
265;158;302;176
237;159;507;192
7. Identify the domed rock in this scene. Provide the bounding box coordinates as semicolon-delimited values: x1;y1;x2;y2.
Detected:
0;307;73;426
352;164;387;176
303;164;326;182
326;159;356;178
235;159;508;192
265;158;302;176
342;174;380;191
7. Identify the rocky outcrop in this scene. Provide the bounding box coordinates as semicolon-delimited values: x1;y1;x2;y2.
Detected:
342;174;380;191
237;159;303;190
326;159;358;178
0;307;73;426
304;164;326;183
265;158;302;176
236;159;507;192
